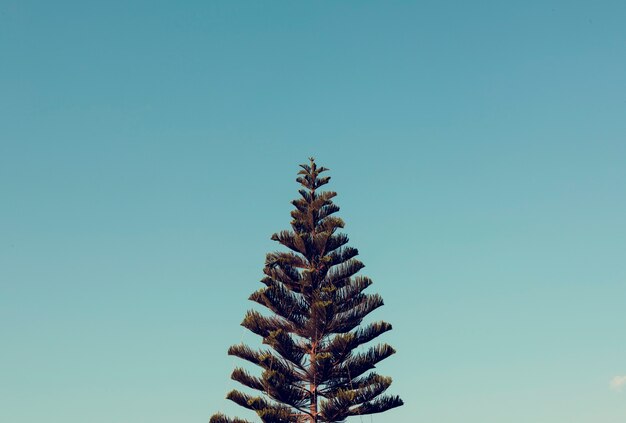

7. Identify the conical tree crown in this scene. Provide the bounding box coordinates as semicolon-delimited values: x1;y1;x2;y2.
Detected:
211;158;403;423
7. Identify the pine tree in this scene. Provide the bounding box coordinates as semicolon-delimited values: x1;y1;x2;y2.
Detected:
210;158;403;423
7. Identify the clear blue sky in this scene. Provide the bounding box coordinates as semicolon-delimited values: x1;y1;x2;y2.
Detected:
1;1;625;422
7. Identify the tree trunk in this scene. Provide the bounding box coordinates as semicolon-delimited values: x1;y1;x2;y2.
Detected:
309;348;317;423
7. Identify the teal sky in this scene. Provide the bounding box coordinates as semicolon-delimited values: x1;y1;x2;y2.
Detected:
2;1;625;422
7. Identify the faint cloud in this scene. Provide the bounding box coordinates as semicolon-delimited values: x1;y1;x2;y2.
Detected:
610;375;626;391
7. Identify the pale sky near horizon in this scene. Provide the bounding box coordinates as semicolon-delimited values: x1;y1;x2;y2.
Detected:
2;1;626;422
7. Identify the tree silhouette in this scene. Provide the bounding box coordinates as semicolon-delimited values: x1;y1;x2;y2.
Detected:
210;158;403;423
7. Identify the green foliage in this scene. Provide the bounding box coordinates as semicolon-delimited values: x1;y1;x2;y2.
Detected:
211;158;403;422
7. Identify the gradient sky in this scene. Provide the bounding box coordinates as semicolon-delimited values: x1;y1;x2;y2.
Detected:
2;1;626;422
